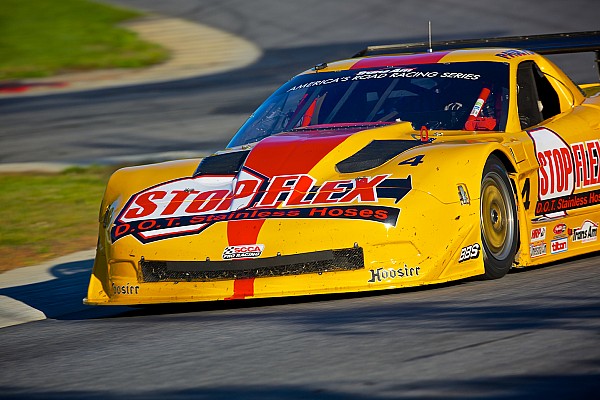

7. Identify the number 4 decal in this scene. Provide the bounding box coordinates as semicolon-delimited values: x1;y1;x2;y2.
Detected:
521;178;531;210
399;155;424;166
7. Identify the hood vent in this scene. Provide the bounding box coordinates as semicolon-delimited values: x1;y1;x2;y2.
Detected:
336;140;425;173
194;150;250;176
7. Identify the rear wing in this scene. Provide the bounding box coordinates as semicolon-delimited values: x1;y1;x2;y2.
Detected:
353;31;600;78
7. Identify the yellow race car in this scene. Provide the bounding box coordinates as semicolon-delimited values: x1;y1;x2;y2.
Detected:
85;31;600;305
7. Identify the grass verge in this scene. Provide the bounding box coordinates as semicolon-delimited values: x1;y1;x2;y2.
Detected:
0;0;168;80
0;166;116;273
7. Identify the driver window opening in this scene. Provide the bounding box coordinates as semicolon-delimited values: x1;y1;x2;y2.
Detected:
517;61;561;129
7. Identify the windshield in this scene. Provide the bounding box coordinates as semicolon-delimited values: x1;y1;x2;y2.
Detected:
228;61;509;148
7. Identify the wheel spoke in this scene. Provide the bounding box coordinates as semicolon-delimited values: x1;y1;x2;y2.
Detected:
480;156;517;280
481;172;515;260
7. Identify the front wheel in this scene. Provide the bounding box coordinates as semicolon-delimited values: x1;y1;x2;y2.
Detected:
480;155;518;279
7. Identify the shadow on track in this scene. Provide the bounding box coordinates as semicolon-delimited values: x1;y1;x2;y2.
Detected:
1;369;599;400
0;253;471;322
2;250;600;328
0;258;131;320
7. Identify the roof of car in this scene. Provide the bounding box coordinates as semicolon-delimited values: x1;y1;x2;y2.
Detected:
302;48;536;74
304;31;600;75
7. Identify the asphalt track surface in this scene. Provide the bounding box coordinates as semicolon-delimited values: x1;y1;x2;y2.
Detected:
1;0;600;164
1;0;600;398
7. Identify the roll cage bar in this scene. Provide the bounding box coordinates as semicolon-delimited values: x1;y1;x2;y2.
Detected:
353;31;600;79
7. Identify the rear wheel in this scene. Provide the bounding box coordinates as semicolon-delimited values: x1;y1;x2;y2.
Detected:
480;155;518;279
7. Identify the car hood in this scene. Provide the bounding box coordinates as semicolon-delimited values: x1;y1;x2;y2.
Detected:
109;123;424;244
206;122;429;177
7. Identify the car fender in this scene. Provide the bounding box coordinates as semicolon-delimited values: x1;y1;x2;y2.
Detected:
393;139;517;205
99;159;200;220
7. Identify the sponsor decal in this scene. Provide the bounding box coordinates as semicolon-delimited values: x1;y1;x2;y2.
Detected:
551;237;568;254
530;242;547;258
352;52;449;70
535;191;600;216
570;220;598;243
528;128;600;216
354;68;478;80
553;223;567;235
459;243;481;263
222;244;264;260
530;226;546;241
528;128;574;216
368;265;420;283
111;169;411;243
495;49;535;59
288;68;480;91
112;282;140;295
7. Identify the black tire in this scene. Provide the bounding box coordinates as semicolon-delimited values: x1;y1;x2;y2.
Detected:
480;155;518;279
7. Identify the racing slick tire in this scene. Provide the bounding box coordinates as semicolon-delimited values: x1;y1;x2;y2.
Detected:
480;155;518;280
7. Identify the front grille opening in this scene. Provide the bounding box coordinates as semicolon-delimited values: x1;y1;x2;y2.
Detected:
140;247;364;282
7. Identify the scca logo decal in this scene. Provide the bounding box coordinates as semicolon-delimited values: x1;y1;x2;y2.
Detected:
222;244;264;260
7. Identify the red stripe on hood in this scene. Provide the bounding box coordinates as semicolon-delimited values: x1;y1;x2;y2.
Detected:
226;130;351;246
243;130;352;177
351;52;450;69
227;220;265;245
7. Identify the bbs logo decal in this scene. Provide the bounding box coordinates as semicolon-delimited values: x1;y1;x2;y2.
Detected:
222;244;264;260
459;243;480;263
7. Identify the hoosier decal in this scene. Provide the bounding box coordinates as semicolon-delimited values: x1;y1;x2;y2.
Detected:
111;169;411;243
368;265;420;283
